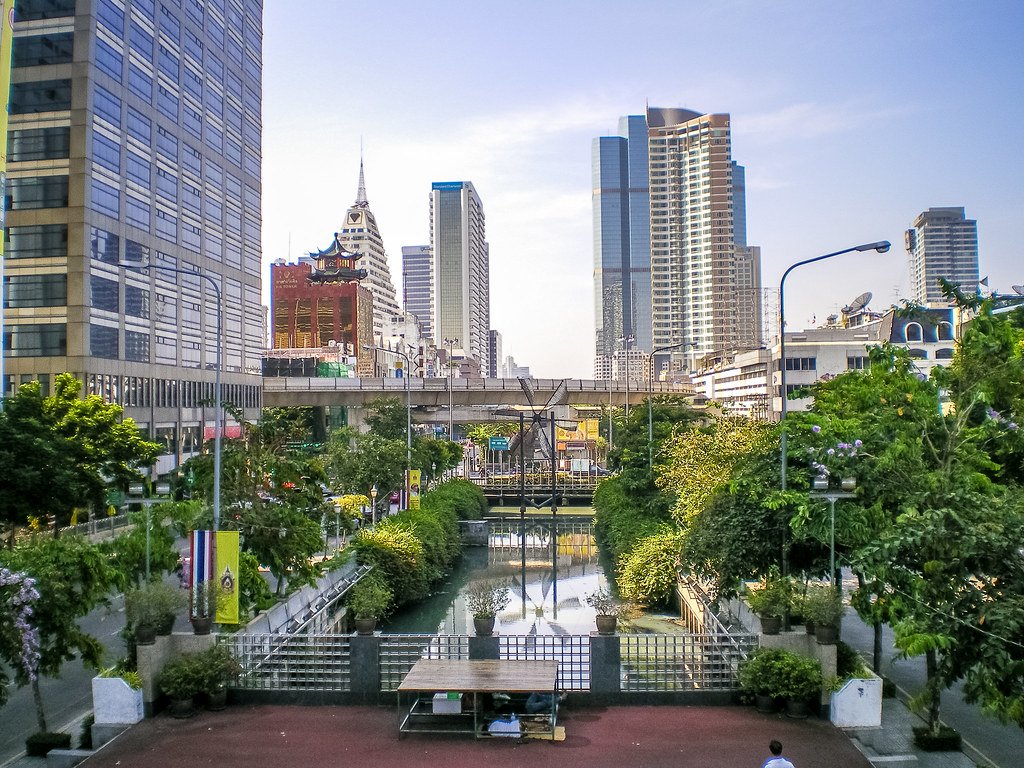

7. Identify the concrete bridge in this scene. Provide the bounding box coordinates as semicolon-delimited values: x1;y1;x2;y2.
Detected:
263;376;695;409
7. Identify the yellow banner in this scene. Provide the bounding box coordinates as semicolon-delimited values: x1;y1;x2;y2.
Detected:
556;419;600;442
214;531;240;624
407;469;421;510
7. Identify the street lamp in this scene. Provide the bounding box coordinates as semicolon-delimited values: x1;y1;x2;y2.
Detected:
443;337;459;441
809;475;857;588
648;341;693;469
370;484;378;526
362;344;412;475
777;240;888;624
121;260;224;532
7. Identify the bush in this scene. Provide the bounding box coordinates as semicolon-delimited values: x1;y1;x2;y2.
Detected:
803;583;843;627
421;479;487;520
616;527;684;606
776;653;823;701
79;715;94;750
25;732;71;757
125;580;187;632
836;641;869;680
738;647;790;697
353;521;429;603
158;655;203;701
347;573;393;620
194;645;242;695
745;569;792;619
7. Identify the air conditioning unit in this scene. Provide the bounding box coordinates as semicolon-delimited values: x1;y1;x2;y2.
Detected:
327;340;337;347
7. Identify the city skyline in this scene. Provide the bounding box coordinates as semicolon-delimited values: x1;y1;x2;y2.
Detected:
261;1;1023;378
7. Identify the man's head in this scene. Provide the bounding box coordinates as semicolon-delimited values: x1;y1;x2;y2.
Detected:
769;740;783;756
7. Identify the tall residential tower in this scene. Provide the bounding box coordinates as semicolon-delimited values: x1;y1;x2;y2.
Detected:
4;0;265;471
401;244;433;340
429;181;490;375
905;207;979;306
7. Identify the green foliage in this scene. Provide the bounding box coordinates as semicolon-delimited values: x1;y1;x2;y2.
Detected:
738;647;790;697
584;588;620;616
0;374;159;532
25;732;71;757
99;666;143;690
238;551;275;616
238;505;324;597
802;583;844;627
616;527;683;606
364;397;409;441
352;521;429;604
192;645;242;694
326;430;406;498
775;653;824;700
465;579;513;618
124;581;187;632
158;654;204;700
744;568;793;619
101;504;182;587
592;475;671;568
835;641;870;680
420;479;487;520
347;573;393;619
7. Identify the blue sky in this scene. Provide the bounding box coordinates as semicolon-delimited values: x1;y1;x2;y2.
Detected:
260;1;1023;378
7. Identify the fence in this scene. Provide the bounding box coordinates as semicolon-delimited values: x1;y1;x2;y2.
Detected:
221;630;756;702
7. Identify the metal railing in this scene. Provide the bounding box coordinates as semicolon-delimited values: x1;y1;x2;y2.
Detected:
264;377;694;395
380;634;470;691
60;512;134;538
223;632;353;691
499;634;592;690
620;633;757;692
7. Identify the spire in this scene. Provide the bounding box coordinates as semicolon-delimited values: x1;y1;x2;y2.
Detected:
355;148;368;207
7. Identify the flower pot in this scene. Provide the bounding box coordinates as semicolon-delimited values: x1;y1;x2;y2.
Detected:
815;624;839;645
841;476;857;491
473;616;496;636
785;698;809;719
167;697;195;719
354;617;377;635
191;616;213;635
804;619;816;635
157;613;176;635
205;688;228;711
595;615;617;635
755;694;779;714
135;625;157;645
760;615;781;635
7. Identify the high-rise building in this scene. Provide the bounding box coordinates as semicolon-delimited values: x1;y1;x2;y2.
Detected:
4;0;265;471
593;108;761;377
429;181;490;376
488;329;502;379
401;244;433;340
905;207;979;306
335;160;399;341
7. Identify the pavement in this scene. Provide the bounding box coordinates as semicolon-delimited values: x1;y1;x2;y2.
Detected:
0;692;988;768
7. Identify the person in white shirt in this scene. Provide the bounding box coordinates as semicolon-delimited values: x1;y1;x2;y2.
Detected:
761;739;796;768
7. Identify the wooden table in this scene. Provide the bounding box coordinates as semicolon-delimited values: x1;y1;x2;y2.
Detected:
397;659;560;739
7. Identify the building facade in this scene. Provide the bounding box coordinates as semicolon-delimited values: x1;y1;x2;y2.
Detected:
905;206;979;306
429;181;490;375
4;0;265;472
335;159;400;340
592;107;761;379
488;329;501;380
401;244;432;340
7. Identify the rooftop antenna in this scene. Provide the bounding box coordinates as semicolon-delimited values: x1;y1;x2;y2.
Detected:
1012;285;1024;296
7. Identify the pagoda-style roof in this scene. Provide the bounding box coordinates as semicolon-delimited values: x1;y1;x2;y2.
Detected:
306;233;367;283
310;232;357;260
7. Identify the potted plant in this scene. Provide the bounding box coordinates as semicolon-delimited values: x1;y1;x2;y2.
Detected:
190;579;221;635
738;647;788;713
585;587;620;635
347;574;393;634
157;654;203;718
804;584;844;644
465;578;512;636
194;645;242;710
745;569;791;634
776;652;823;719
125;581;186;643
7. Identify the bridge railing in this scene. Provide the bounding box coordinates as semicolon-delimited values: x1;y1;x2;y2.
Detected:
263;376;693;395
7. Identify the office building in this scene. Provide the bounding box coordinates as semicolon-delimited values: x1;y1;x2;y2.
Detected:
905;207;979;306
488;329;501;379
592;108;761;378
429;181;490;376
335;160;400;340
401;244;432;340
4;0;265;472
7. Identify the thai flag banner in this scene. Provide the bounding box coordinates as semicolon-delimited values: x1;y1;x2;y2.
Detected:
189;530;215;618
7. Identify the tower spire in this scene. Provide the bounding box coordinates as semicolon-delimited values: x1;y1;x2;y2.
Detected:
355;146;368;207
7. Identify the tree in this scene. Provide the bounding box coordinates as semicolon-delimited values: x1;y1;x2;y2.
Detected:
101;504;183;587
0;535;120;732
364;397;408;441
0;375;159;539
326;429;406;499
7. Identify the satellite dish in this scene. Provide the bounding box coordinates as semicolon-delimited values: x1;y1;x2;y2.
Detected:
1013;285;1024;296
842;291;873;314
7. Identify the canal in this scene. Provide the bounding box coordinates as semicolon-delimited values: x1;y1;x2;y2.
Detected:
384;506;612;635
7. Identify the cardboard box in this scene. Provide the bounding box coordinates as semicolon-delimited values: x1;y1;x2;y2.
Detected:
432;692;462;714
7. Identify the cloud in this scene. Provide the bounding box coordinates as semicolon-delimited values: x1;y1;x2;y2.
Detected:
740;99;914;141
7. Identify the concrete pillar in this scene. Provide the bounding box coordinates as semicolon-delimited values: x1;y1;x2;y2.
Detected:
589;633;621;700
349;632;381;703
468;635;499;660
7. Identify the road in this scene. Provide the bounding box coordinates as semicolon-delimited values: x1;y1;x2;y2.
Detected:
841;605;1024;768
0;594;128;766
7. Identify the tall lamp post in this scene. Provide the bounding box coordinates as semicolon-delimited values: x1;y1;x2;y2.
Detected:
648;341;693;469
121;260;223;532
809;476;857;588
370;484;378;526
443;337;458;441
363;344;412;474
777;240;889;624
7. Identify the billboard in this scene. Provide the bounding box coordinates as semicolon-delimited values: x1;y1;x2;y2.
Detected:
555;419;601;442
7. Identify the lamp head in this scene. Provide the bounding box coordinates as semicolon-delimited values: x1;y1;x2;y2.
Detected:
855;241;891;254
361;344;373;351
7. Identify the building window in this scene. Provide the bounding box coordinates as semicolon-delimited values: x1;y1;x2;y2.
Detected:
126;195;151;229
937;321;954;341
93;133;121;173
90;228;119;263
847;356;870;370
91;274;120;312
95;38;124;80
11;79;72;113
90;178;119;217
7;176;69;210
15;0;76;21
6;224;68;259
125;330;150;362
12;32;74;68
935;348;954;360
90;324;119;359
125;283;150;319
784;356;817;371
4;323;67;357
8;126;70;161
4;274;67;308
908;348;928;359
905;322;923;342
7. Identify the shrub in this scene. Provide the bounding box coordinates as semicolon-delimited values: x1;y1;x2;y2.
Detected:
99;665;143;690
194;645;242;695
836;641;870;680
616;527;684;606
465;579;512;618
585;588;620;616
421;479;487;520
353;521;428;603
738;647;789;697
125;580;187;631
745;569;792;619
25;732;71;757
803;583;844;627
158;655;203;701
347;573;393;620
776;653;823;701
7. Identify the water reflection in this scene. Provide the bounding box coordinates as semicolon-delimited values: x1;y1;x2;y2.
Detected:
384;508;610;635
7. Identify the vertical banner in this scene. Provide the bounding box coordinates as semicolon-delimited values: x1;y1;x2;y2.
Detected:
215;530;240;624
407;469;421;509
0;2;17;398
189;529;215;617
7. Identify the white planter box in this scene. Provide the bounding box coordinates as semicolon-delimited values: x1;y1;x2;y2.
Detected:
92;677;145;724
830;675;882;728
432;692;463;714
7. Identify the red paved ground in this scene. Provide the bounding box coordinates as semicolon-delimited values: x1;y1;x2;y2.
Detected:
79;704;872;768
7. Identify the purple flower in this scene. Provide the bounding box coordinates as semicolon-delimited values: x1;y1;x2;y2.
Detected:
827;448;835;456
812;425;821;433
1009;422;1019;431
854;439;863;448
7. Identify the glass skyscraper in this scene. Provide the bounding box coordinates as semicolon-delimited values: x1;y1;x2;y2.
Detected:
4;0;265;472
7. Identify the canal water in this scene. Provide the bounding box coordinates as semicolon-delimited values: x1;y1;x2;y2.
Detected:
384;506;612;635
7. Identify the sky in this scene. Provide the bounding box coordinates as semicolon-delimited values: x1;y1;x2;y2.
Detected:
260;0;1024;379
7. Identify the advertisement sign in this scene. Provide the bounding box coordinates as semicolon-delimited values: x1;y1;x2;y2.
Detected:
555;419;601;442
488;436;509;451
214;531;240;625
407;469;421;510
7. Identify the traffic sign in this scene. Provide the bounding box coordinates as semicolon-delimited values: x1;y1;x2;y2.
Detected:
488;436;509;451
